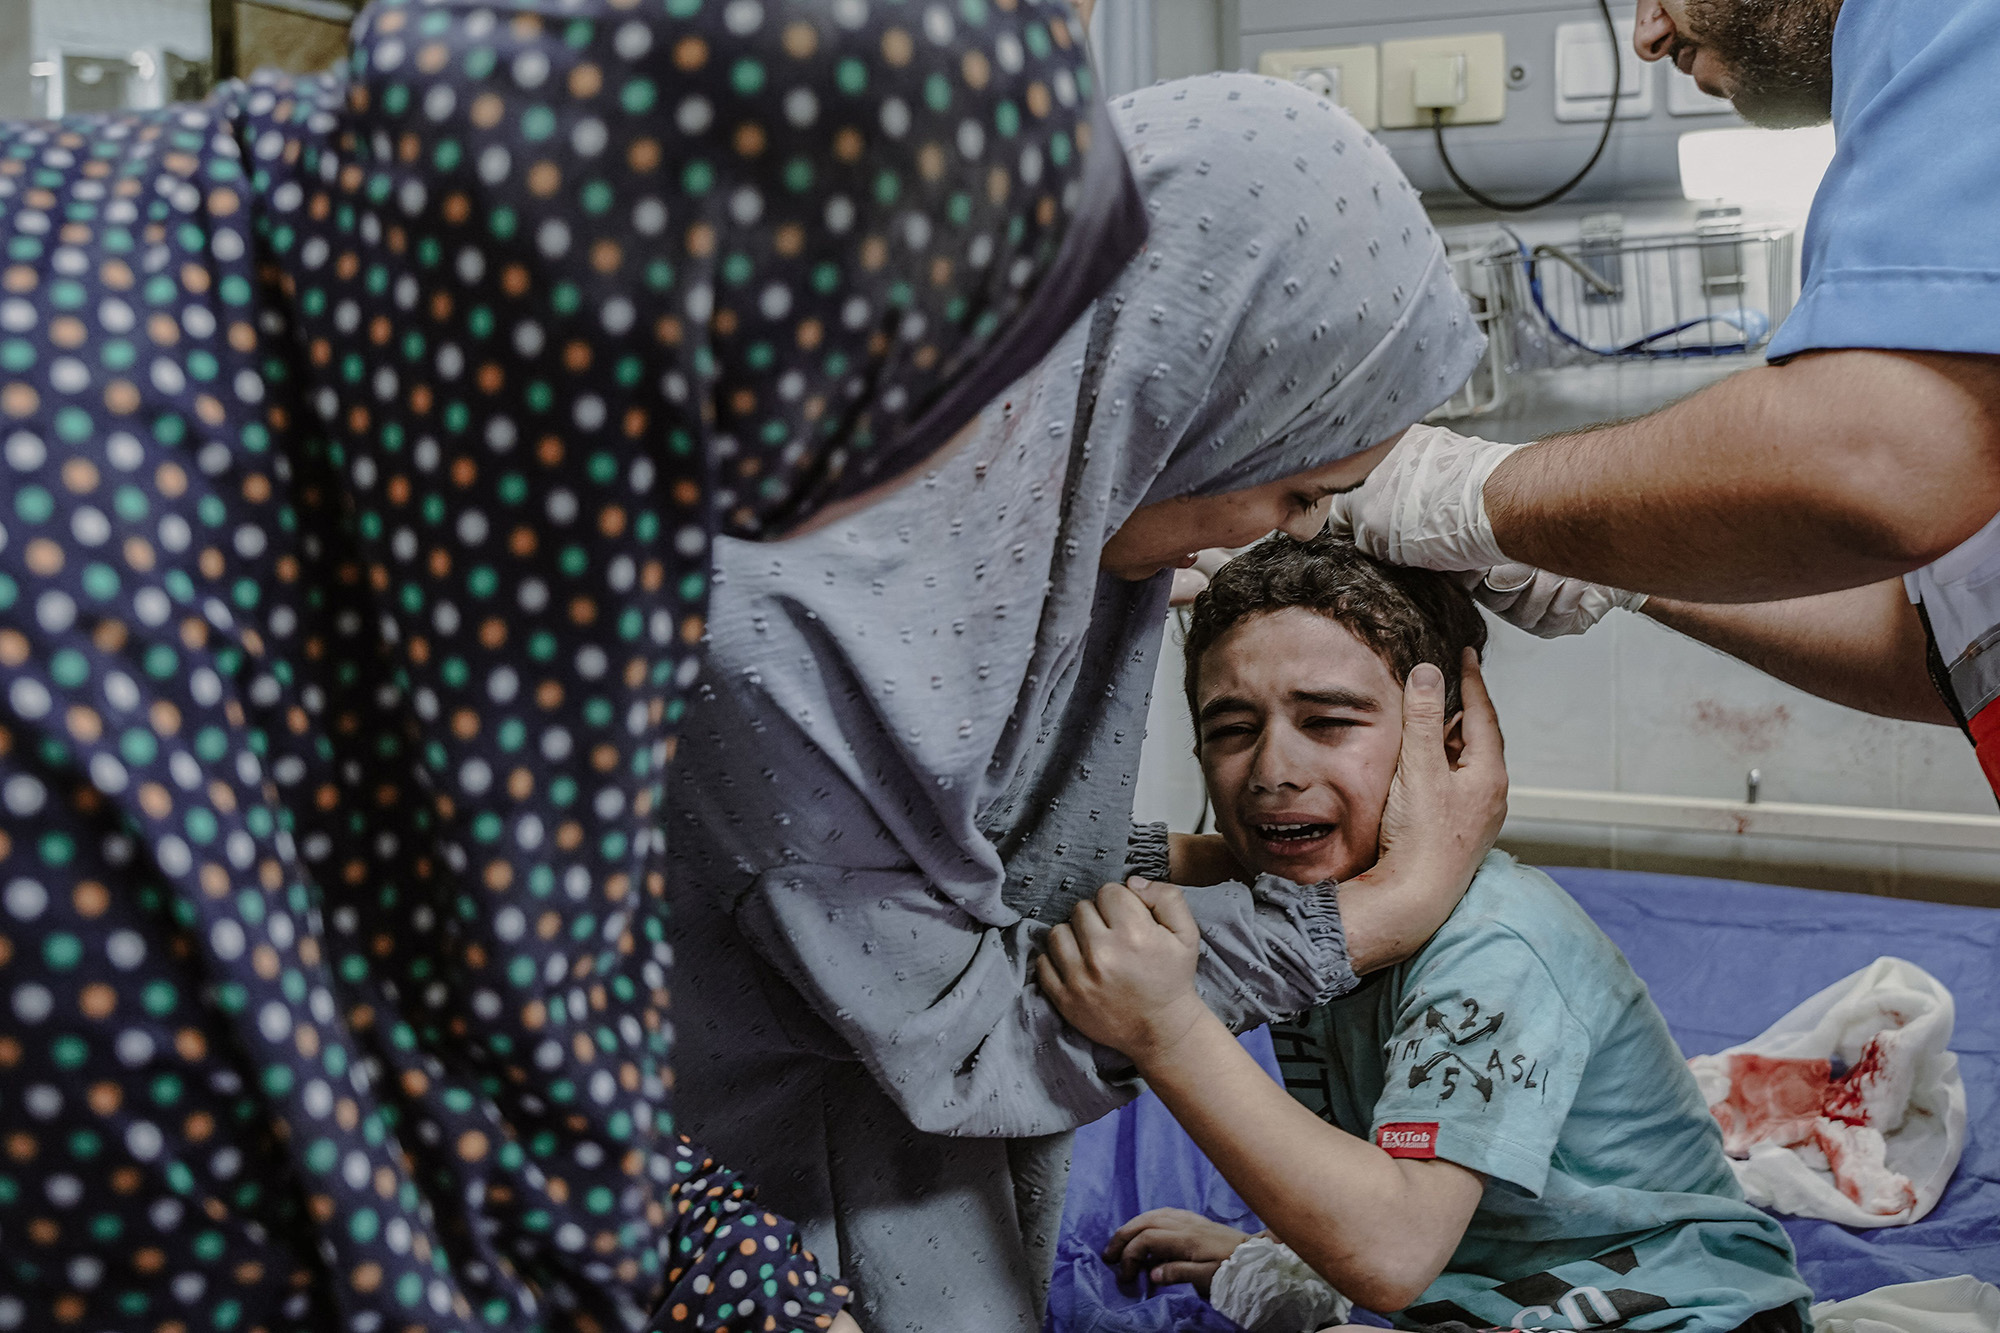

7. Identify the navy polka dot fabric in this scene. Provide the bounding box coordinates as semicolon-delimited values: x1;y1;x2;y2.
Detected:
0;0;1140;1328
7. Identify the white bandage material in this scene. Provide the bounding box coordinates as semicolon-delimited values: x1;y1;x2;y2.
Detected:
1208;1235;1353;1333
1458;562;1648;638
1811;1276;2000;1333
1327;424;1522;573
1686;956;1965;1227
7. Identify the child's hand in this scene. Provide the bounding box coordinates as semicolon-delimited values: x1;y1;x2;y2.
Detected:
1035;878;1208;1065
1103;1207;1253;1296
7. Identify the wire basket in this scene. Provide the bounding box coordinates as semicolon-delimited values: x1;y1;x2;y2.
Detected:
1477;226;1797;373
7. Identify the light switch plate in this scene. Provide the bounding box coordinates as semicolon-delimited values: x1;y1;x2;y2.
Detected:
1380;33;1505;129
1257;43;1380;130
1554;12;1654;122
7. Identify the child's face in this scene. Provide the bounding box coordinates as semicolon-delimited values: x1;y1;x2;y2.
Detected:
1194;607;1406;886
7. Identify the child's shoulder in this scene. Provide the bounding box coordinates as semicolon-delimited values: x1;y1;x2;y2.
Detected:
1415;852;1640;1002
1446;850;1605;937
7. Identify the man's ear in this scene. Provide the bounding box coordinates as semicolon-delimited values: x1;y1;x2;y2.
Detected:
1443;710;1466;765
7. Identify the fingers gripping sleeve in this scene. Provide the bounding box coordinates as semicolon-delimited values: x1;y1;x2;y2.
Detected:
654;1138;852;1331
735;865;1144;1137
1184;874;1357;1030
734;866;1351;1136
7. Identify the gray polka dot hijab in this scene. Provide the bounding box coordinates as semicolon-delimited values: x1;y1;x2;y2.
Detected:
1099;74;1486;522
672;73;1483;1136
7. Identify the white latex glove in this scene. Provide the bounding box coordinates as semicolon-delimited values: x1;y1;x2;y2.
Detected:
1327;424;1523;572
1457;563;1647;638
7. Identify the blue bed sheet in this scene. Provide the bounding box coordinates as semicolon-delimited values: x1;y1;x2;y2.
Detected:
1050;867;2000;1332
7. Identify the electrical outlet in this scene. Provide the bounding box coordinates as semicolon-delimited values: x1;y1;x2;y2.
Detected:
1412;53;1467;110
1380;33;1506;129
1256;44;1380;130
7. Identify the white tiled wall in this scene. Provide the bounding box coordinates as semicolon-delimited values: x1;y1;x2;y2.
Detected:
1134;600;2000;905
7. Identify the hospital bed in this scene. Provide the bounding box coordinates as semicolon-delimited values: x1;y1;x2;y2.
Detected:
1049;868;2000;1332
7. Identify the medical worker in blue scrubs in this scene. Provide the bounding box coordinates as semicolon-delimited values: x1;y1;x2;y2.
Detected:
1330;0;2000;800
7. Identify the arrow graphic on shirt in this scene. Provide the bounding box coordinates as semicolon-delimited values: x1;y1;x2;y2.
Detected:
1408;1050;1495;1100
1423;1005;1505;1044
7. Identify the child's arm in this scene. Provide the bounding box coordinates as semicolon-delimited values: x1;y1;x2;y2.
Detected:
1037;880;1484;1313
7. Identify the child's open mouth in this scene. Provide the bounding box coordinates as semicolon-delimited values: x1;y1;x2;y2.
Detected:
1254;821;1335;847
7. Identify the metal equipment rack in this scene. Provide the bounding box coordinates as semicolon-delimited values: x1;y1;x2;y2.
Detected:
1431;222;1798;420
1482;224;1797;372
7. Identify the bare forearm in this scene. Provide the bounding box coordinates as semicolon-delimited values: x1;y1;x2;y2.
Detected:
1135;1012;1465;1310
1487;351;2000;602
1337;857;1476;975
1644;580;1954;725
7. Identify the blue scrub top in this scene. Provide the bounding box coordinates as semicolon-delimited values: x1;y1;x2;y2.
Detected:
1765;0;2000;360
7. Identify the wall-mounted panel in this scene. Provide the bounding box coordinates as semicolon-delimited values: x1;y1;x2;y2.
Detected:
1256;42;1380;129
1553;9;1653;122
1236;0;1748;208
1380;32;1506;128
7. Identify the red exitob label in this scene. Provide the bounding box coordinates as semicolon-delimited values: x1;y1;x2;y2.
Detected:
1376;1122;1440;1159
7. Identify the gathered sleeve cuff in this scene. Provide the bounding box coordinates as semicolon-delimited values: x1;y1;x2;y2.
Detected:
1184;873;1357;1031
1125;820;1172;882
730;862;1355;1137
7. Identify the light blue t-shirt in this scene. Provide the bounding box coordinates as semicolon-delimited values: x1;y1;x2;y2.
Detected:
1274;853;1811;1331
1764;0;2000;360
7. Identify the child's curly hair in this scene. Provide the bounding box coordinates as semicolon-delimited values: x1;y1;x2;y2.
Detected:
1182;531;1489;730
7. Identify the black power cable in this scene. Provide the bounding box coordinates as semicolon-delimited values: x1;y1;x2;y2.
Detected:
1430;0;1623;213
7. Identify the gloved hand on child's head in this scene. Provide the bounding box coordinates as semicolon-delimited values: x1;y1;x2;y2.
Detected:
1326;424;1521;572
1457;563;1648;638
1324;424;1644;637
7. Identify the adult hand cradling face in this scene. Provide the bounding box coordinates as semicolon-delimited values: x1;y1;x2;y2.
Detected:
1040;534;1513;1047
1180;538;1507;969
